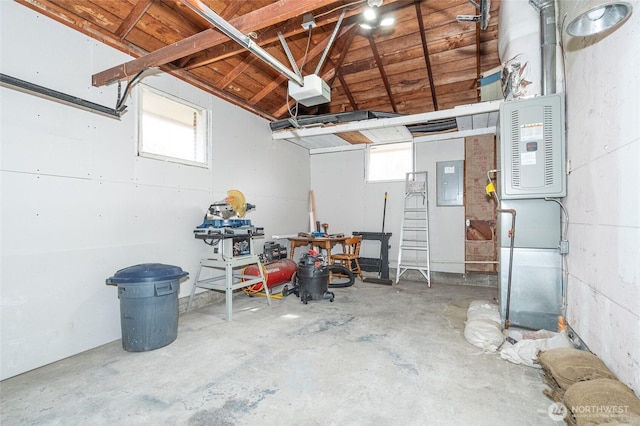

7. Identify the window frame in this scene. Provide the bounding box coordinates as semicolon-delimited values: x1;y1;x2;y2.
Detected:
365;141;414;183
137;84;210;168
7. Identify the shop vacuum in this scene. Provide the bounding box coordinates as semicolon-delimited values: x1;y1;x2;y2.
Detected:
287;250;355;304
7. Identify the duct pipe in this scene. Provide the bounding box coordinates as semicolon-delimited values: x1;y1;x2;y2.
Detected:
181;0;304;87
538;0;557;95
529;0;558;95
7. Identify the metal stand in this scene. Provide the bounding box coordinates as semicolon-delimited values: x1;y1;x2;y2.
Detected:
352;231;392;279
186;243;270;321
396;171;431;286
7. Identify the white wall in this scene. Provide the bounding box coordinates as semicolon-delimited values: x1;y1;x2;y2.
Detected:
558;0;640;394
309;138;466;273
0;2;309;380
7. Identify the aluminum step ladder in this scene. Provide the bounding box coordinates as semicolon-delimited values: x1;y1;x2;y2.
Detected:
395;171;431;286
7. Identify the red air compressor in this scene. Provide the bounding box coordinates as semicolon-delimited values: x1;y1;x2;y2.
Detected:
242;242;297;297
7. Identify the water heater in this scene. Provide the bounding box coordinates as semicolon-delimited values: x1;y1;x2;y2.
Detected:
498;93;566;199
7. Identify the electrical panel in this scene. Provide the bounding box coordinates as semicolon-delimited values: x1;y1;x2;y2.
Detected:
436;160;464;206
498;93;566;199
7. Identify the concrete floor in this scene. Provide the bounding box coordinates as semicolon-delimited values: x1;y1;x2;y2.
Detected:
1;279;560;425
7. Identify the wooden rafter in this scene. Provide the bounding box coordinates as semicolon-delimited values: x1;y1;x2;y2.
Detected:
115;0;153;39
326;26;358;86
337;72;357;110
17;0;502;121
180;6;366;71
367;33;396;113
219;1;246;20
216;54;257;89
415;1;438;111
92;0;340;86
179;0;410;71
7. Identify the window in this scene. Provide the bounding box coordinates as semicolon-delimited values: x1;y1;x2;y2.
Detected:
367;142;413;182
138;85;208;166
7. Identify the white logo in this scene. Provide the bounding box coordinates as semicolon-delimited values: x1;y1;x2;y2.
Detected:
548;402;568;421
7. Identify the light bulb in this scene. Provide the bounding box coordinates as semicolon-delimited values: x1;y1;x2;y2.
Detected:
380;16;395;26
364;7;377;21
587;6;607;21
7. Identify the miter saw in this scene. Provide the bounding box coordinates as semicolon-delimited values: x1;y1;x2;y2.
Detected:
194;190;263;258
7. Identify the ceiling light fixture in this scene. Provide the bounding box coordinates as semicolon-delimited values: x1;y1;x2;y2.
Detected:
360;0;394;30
566;2;633;36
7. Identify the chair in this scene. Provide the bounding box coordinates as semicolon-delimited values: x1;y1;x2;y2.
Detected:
331;235;363;280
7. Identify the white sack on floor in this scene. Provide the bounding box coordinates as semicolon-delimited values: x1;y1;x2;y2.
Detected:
467;300;502;324
464;319;505;352
464;300;504;352
500;329;574;368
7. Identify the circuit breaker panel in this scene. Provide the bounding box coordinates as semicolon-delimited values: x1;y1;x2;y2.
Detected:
499;93;565;199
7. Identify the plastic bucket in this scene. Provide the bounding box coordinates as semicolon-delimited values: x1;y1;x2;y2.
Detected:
106;263;188;352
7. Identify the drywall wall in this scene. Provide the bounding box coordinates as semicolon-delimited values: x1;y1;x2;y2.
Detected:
309;138;466;274
0;2;309;380
557;0;640;394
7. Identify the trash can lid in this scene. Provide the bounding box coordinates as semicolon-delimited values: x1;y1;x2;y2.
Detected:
106;263;188;284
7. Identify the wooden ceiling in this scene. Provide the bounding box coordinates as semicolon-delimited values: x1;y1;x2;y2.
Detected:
16;0;501;122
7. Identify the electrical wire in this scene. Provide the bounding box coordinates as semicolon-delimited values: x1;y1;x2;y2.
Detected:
545;197;570;318
115;69;146;112
315;0;367;19
545;197;569;239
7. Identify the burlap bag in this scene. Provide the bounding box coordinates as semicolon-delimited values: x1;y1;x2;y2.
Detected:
562;378;640;426
536;348;618;402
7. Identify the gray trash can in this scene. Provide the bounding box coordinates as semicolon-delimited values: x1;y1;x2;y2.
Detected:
106;263;188;352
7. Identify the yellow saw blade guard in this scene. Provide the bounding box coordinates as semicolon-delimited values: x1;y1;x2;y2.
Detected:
226;189;247;218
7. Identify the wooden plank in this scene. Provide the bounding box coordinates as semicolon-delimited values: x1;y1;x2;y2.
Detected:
367;33;396;113
216;54;257;89
415;1;438;110
115;0;153;39
326;26;358;87
338;131;372;144
182;7;362;69
92;0;341;86
337;72;357;111
219;0;246;20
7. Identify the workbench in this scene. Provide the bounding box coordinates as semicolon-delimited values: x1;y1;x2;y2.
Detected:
287;235;347;264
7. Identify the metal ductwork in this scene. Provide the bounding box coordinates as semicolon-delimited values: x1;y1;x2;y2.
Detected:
529;0;557;95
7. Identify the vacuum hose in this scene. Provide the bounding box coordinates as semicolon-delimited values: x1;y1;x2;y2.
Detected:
327;265;356;288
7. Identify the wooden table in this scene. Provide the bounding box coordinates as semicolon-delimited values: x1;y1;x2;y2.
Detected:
287;235;348;264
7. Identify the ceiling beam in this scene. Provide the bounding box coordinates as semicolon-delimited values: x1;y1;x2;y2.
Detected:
219;0;246;20
179;0;409;70
326;26;358;86
181;8;362;70
92;0;341;86
115;0;153;39
415;1;438;111
367;33;396;113
337;72;357;110
215;54;257;89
